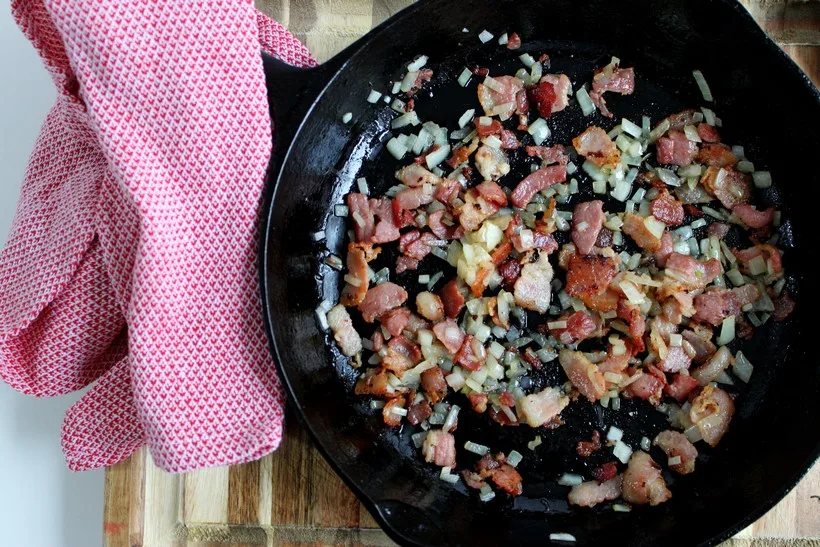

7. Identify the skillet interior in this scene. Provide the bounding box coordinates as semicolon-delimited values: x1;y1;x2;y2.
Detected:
261;0;820;545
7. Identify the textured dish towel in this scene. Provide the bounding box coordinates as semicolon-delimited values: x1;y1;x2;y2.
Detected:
0;0;315;473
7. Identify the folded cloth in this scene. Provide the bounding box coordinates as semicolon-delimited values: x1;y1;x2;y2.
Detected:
0;0;315;472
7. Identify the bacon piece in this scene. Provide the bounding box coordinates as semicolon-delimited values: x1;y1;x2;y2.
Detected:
681;329;716;365
589;59;635;118
427;210;463;240
395;163;442;187
772;291;796;321
570;200;605;256
552;311;598;345
598;342;632;374
622;451;672;506
576;430;601;457
505;214;558;254
395;256;419;273
626;367;664;404
461;470;488;490
527;79;557;118
499;129;521;149
455;334;486;371
707;221;731;239
446;138;479;169
491;463;524;496
565;254;617;298
475;118;503;136
657;346;691;373
734;244;782;275
477;75;525;119
733;204;775;228
655;231;674;267
393;186;435;215
327;304;362;357
423;430;456;467
358;282;408;322
617;300;646;354
580;287;620;313
468;393;489;413
692;285;759;326
697;143;737;168
407;400;433;425
506;32;521;50
381;307;411;337
568;476;623;507
434;178;462;204
596;227;613;248
700;167;751;210
690;385;735;447
457;182;506;231
340;244;369;307
347;193;375;242
656;130;698;167
654;430;698;474
622;213;663;252
366;198;400;244
510;164;567;208
559;350;607;402
420;366;448;403
517;386;569;427
355;368;390;397
400;230;439;262
382;397;406;427
664;253;721;290
514;250;554;313
439;279;466;319
371;330;385;353
592;462;619;483
572;126;620;168
664;373;700;402
382;336;422;375
659;109;699;132
432;318;465;354
526;144;569;165
651;190;685;226
415;291;444;322
696;123;720;143
497;259;522;292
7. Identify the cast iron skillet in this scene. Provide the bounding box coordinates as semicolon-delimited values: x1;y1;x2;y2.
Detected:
259;0;820;545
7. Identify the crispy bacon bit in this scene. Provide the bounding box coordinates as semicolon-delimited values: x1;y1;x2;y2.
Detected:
772;291;796;321
552;311;598;345
423;430;456;467
560;350;607;402
475;118;503;136
514;250;554;313
571;200;605;255
733;204;775;228
526;144;569;165
471;66;489;77
468;393;489;413
491;462;524;496
539;74;572;116
527;79;557;118
697;123;720;143
656;130;698;167
690;385;735;447
664;253;722;290
510;164;567;208
420;366;448;403
664;373;700;402
327;304;362;357
572;126;620;168
358;282;408;322
700;167;751;210
618;300;647;354
383;336;422;374
475;144;511;181
568;476;623;507
455;334;487;371
355;368;390;397
498;259;522;291
383;397;406;427
439;279;466;319
393;186;435;216
697;143;737;168
622;213;663;252
651;190;685;226
371;330;385;353
622;451;672;506
589;59;635;118
577;430;602;457
461;470;488;490
446;138;479;169
685;204;705;218
381;307;411;337
506;32;522;50
404;68;432;97
395;163;442;187
505;214;558;254
407;400;433;425
565;254;618;298
654;430;698;474
340;244;369;307
477;75;524;119
415;291;444;322
681;329;716;364
592;462;619;483
518;386;569;427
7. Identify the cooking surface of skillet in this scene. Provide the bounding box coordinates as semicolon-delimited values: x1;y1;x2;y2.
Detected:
260;0;820;545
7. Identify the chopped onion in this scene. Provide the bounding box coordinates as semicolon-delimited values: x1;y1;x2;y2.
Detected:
386;137;408;159
649;119;671;143
737;160;755;173
367;89;382;104
334;204;349;217
439;466;460;484
576;86;596;116
640;436;651;451
507;450;523;467
702;206;725;220
669;333;683;347
733;350;754;383
692;70;714;101
464;440;490;456
458;108;476;129
547;320;568;330
478;29;494;43
458;67;472;87
483;135;502;149
442;404;460;432
668;455;682;466
613;440;633;464
479;484;496;502
644;216;666;239
557;473;584;486
717;316;736;346
656;168;680;186
746;255;767;276
683;124;701;143
497;32;509;45
407;55;428;71
690;218;707;229
311;230;326;242
528;435;543;450
606;426;624;442
613;504;632;513
527;118;550;145
752;171;772;188
611;179;632;202
550;533;576;543
621;118;642;138
342;112;353;124
392;111;420;129
425;144;451;169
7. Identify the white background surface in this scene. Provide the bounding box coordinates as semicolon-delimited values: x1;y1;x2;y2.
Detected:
0;7;104;547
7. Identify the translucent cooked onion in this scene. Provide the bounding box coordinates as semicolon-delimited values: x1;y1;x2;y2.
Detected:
576;87;596;116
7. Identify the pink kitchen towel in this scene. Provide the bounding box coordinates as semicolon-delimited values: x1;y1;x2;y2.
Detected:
0;0;315;472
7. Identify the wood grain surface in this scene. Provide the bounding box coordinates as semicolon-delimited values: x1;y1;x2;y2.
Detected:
103;1;820;545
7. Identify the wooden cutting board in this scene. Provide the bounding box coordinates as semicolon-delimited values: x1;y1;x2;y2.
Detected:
103;1;820;545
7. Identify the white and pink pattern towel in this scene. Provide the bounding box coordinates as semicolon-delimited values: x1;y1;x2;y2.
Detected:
0;0;315;473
